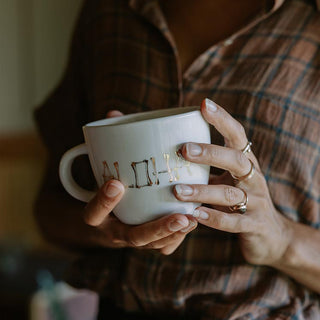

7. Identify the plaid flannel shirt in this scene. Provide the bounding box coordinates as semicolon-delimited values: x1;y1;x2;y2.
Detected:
35;0;320;318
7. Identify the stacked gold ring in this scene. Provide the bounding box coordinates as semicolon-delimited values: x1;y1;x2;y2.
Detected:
231;159;255;182
229;189;248;214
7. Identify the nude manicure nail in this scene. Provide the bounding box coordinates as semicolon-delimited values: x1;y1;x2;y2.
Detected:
205;98;218;113
169;219;189;231
193;209;209;220
105;182;123;198
175;184;193;196
181;220;197;233
186;143;202;156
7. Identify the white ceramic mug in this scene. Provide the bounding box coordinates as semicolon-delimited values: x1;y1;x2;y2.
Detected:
59;106;211;225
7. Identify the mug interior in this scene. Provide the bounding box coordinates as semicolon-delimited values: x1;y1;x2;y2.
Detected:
85;106;200;128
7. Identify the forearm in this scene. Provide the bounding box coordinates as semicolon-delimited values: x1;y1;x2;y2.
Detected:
34;189;106;251
271;216;320;294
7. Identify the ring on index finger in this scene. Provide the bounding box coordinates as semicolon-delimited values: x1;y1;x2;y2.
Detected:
241;141;252;155
231;159;255;183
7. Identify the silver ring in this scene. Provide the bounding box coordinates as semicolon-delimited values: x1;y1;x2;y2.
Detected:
229;189;248;214
231;159;255;183
241;141;252;154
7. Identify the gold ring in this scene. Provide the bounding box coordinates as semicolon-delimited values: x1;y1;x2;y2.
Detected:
231;159;255;182
229;189;248;214
241;141;252;154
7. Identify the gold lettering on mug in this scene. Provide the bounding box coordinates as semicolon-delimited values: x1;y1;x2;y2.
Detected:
163;153;176;183
102;160;112;181
114;162;120;180
173;152;181;180
102;161;114;182
131;160;153;188
150;157;160;185
102;160;120;182
102;151;193;188
175;151;192;176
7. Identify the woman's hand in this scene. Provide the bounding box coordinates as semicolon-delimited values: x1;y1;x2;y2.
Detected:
82;110;197;255
174;99;292;266
84;179;197;255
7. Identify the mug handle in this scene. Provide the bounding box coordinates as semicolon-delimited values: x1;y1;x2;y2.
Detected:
59;143;96;202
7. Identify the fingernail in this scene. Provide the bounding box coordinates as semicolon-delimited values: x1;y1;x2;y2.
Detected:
105;182;123;198
186;143;202;156
169;219;189;232
193;209;209;220
175;184;193;196
205;98;218;113
181;220;197;233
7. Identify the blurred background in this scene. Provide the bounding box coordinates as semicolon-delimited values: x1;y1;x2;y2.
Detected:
0;1;99;319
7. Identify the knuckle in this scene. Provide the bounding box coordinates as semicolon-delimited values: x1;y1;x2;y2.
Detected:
169;232;183;242
220;109;229;123
260;198;270;211
231;119;246;141
224;186;239;204
217;217;227;230
211;214;224;229
256;217;266;232
235;150;248;169
235;218;247;232
110;237;126;247
126;231;142;247
108;226;126;246
207;146;221;161
235;121;246;136
155;226;168;238
147;242;158;250
97;195;113;212
257;173;268;189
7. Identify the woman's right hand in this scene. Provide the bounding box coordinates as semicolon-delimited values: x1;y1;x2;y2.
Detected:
83;179;197;255
82;109;197;255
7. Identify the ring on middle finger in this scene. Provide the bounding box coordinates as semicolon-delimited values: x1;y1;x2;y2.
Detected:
231;159;255;183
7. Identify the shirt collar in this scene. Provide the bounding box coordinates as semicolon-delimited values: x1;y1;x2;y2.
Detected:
129;0;319;50
129;0;319;18
129;0;178;51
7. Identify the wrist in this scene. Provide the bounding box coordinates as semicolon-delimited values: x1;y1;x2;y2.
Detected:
267;217;320;293
269;215;296;270
269;216;314;273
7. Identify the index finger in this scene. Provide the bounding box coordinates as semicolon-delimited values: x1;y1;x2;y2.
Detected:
201;98;248;151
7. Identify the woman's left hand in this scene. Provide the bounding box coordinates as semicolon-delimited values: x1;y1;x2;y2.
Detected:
174;98;292;267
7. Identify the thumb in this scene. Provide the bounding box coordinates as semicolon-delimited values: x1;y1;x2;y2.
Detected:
84;180;125;226
106;110;124;118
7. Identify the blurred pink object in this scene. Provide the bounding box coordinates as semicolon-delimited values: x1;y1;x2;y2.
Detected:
30;281;98;320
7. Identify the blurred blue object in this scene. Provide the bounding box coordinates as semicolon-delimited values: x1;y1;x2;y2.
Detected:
0;244;71;319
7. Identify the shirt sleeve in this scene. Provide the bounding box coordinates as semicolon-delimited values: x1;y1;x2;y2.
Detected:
34;1;94;191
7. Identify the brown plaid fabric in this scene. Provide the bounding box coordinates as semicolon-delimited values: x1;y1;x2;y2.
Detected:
35;0;320;318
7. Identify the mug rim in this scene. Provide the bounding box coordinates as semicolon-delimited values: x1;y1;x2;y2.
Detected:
83;106;201;129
